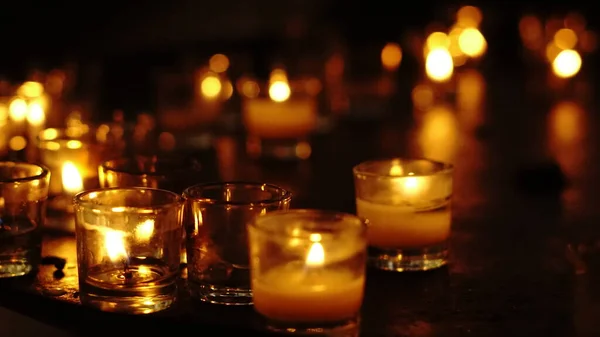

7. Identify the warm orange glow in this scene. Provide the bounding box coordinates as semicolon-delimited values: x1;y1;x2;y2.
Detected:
305;241;325;267
579;31;597;53
104;230;128;262
0;104;7;122
456;6;482;28
208;54;230;73
269;69;288;83
18;81;44;98
8;136;26;151
200;74;222;99
411;84;434;111
545;42;562;63
26;102;45;126
8;98;28;122
554;28;578;50
135;219;155;242
564;12;586;34
62;161;83;194
549;101;585;145
418;106;458;163
519;15;544;51
425;48;454;82
425;32;450;52
238;78;260;98
381;42;402;71
268;81;291;102
457;70;485;130
458;28;487;57
552;49;582;78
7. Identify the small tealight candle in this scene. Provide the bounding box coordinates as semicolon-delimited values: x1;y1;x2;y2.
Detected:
242;70;317;160
74;187;183;314
353;158;453;272
248;210;367;335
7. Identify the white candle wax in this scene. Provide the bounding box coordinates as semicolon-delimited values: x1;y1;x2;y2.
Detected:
243;98;317;139
252;262;364;323
356;198;451;248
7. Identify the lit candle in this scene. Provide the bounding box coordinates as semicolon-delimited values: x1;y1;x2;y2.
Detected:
252;237;365;323
61;161;84;196
356;164;451;248
242;70;317;139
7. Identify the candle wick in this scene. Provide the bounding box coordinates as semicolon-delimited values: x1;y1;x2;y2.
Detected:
123;259;133;283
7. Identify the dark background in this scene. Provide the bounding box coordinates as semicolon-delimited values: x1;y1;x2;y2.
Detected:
0;0;596;115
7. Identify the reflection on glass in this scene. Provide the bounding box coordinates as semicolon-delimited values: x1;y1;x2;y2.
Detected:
417;105;458;163
456;70;485;131
547;100;587;178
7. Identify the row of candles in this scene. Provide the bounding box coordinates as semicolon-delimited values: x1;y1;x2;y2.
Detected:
0;153;452;335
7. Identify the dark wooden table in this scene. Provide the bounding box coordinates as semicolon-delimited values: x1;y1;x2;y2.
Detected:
1;67;599;337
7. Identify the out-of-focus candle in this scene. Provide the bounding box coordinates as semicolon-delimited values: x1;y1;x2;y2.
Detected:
353;159;453;272
249;210;367;334
243;71;317;139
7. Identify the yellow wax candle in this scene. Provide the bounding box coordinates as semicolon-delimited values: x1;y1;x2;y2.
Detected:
243;98;317;139
356;198;451;248
252;262;365;323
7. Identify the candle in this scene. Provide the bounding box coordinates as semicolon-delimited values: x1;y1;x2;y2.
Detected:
356;198;451;248
353;158;453;272
252;241;365;323
243;98;317;139
249;210;367;334
74;187;182;314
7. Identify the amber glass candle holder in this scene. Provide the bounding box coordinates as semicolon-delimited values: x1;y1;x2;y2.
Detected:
0;162;50;278
353;158;453;272
248;209;367;335
74;187;183;314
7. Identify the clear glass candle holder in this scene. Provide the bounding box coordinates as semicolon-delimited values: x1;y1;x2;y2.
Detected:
248;209;367;335
0;162;50;278
241;76;318;160
353;158;453;272
183;182;291;305
74;187;183;314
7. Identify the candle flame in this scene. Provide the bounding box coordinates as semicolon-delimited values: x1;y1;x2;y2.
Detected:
135;219;155;242
403;176;419;193
8;98;28;122
104;230;128;262
61;161;83;194
306;241;325;267
268;81;291;102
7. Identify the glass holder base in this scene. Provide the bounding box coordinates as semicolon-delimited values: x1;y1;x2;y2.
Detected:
264;317;359;336
189;281;253;306
369;244;448;272
80;291;176;314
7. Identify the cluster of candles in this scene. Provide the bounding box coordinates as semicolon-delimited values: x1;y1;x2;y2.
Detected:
519;12;597;78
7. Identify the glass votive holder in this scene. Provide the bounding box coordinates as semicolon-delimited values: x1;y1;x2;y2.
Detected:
0;162;50;278
74;187;183;314
98;155;205;193
353;158;453;272
183;182;291;305
248;209;367;335
37;127;105;211
242;77;317;160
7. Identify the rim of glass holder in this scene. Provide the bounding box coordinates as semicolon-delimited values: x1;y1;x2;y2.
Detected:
100;155;202;178
353;158;454;179
249;209;368;240
73;187;183;213
0;162;50;184
182;181;292;207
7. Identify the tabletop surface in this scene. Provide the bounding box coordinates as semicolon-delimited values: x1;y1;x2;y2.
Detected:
1;65;599;337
